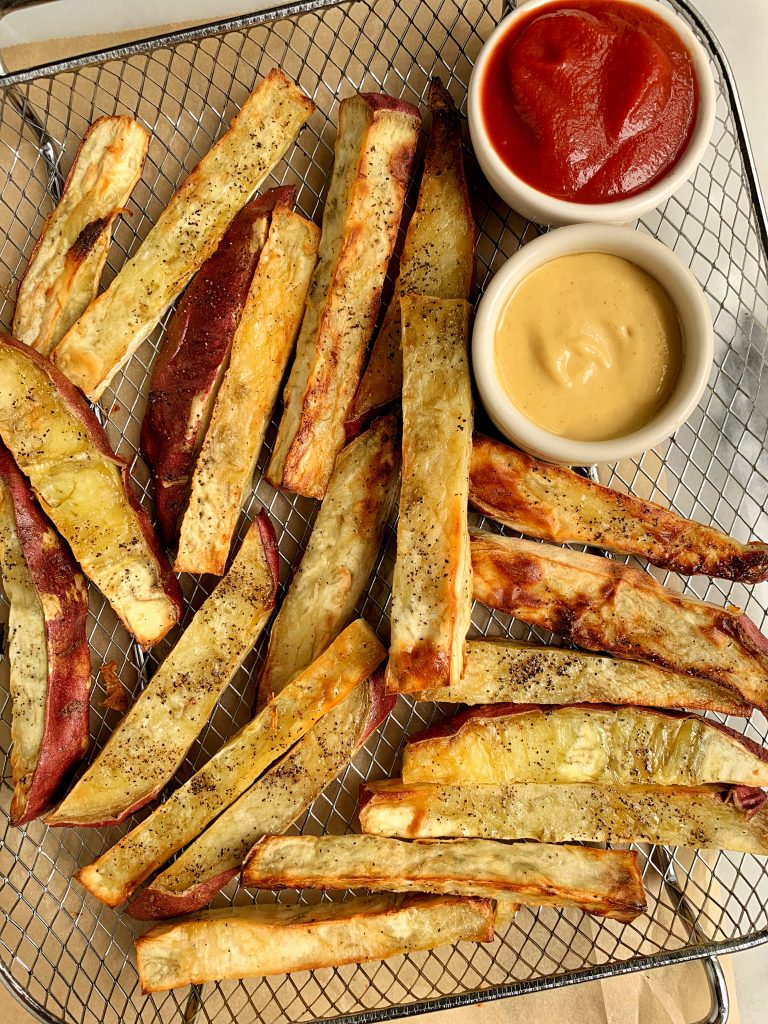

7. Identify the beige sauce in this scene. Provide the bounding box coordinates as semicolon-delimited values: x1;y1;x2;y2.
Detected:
494;253;683;442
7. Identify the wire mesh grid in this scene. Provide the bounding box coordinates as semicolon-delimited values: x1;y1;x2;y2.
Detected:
0;0;767;1021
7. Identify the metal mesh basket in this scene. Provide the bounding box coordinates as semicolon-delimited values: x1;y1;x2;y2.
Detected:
1;1;767;1022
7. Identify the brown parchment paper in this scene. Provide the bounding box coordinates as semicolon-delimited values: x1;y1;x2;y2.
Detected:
1;22;210;74
0;10;743;1024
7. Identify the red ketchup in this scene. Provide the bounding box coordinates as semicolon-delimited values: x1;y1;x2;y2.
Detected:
480;0;699;203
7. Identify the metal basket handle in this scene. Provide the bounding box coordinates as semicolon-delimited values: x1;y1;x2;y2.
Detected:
698;955;730;1024
0;14;62;201
651;845;730;1023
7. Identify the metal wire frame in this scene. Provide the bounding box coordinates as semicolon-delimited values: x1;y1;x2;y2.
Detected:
0;1;768;1022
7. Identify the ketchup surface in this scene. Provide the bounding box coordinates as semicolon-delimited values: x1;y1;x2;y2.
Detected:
481;0;699;203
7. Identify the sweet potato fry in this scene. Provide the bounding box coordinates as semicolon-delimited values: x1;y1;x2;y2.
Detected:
243;834;646;923
175;204;319;573
47;512;278;827
135;894;494;993
387;297;472;693
470;434;768;583
347;78;475;436
130;420;398;916
358;779;768;854
141;187;290;544
0;444;90;824
0;332;181;647
77;618;386;907
53;70;314;399
416;639;751;715
13;115;149;355
267;92;420;497
258;414;399;704
471;530;768;713
129;670;393;919
402;703;768;788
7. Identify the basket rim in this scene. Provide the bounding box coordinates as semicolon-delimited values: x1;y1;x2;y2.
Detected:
2;2;768;1023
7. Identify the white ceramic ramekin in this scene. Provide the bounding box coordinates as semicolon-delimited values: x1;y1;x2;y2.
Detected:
468;0;716;226
472;224;714;465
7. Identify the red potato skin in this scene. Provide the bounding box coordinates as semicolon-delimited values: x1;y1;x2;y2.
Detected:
47;510;279;829
358;93;421;118
127;667;395;920
729;786;768;818
254;509;280;606
407;701;768;767
129;868;234;922
363;667;397;741
0;444;91;825
0;332;182;637
140;186;295;543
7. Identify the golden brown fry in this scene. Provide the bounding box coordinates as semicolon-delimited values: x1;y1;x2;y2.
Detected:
471;530;768;713
13;116;149;355
470;434;768;583
347;78;475;435
135;894;495;993
129;672;393;920
402;704;768;788
77;619;385;907
416;639;751;715
387;297;472;693
359;779;768;855
258;414;399;704
175;205;319;574
267;92;420;497
0;333;181;647
243;834;646;923
47;514;277;827
141;188;287;544
53;71;314;399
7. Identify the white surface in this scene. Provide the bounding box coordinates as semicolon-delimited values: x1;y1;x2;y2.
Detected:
0;0;766;1021
0;0;264;45
696;0;768;199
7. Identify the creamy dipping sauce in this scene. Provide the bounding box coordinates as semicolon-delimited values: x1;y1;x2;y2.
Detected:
494;252;683;441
